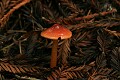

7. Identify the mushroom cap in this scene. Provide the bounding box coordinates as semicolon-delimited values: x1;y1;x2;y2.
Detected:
41;24;72;40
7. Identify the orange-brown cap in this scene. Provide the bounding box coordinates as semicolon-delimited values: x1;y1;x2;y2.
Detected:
41;24;72;40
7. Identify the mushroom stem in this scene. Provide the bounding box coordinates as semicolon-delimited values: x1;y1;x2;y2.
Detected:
50;40;58;68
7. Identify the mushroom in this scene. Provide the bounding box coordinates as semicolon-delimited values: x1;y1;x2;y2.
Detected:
41;24;72;68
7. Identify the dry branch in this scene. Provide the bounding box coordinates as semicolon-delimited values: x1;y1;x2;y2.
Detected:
75;9;117;21
0;0;30;28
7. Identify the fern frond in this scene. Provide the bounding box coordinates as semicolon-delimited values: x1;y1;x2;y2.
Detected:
110;47;120;72
89;68;113;80
58;39;71;66
0;62;40;74
104;28;120;37
58;0;80;23
96;52;107;68
59;0;79;13
97;29;111;53
47;62;95;79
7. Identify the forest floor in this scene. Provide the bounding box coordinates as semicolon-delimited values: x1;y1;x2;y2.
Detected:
0;0;120;80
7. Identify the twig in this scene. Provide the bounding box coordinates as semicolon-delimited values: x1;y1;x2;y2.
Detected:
66;21;120;31
104;28;120;37
75;9;117;21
